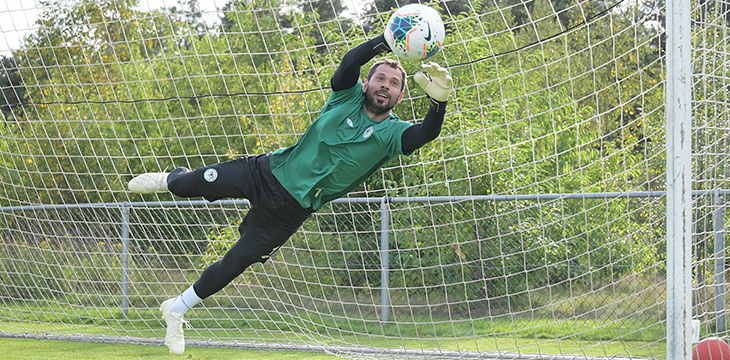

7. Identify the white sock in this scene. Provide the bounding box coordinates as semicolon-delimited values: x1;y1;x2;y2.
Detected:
171;285;203;314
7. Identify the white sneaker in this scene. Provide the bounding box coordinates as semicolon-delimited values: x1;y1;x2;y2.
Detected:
160;298;186;355
128;172;169;194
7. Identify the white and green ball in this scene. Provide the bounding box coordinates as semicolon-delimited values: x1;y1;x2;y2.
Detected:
385;4;445;62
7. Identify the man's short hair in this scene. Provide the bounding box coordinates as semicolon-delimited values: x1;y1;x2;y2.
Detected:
366;59;407;92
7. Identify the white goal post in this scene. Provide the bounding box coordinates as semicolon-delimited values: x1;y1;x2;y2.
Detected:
0;0;729;359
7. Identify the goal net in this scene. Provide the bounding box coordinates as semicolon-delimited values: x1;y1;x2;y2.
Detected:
0;0;727;358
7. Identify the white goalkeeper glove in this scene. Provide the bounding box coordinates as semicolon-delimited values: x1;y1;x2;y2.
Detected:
414;62;452;103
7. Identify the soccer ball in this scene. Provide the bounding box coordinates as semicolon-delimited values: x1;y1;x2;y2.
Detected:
384;4;445;62
693;337;730;360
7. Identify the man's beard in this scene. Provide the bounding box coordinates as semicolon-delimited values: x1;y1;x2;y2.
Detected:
364;88;395;116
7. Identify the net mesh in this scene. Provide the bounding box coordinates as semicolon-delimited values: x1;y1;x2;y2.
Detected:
0;0;728;358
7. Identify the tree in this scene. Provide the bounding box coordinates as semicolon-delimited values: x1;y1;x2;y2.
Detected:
5;0;218;204
0;56;26;120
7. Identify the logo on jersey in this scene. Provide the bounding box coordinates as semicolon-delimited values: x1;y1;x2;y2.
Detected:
203;168;218;182
347;118;354;128
363;126;374;139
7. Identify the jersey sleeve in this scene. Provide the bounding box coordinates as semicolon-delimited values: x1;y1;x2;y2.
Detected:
323;80;363;109
387;119;416;157
330;34;390;91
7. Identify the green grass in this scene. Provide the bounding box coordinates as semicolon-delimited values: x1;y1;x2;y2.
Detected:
0;334;665;359
0;279;668;360
0;337;340;360
0;312;666;359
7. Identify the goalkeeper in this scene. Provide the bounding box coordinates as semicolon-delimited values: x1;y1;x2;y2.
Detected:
128;33;452;355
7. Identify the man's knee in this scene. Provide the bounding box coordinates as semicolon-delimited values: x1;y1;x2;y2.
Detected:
167;167;200;197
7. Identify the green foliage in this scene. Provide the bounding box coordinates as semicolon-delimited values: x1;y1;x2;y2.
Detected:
364;0;665;304
0;234;125;304
0;56;26;119
2;0;668;313
199;222;239;269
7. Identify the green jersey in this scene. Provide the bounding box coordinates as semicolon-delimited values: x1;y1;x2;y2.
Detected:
269;80;412;210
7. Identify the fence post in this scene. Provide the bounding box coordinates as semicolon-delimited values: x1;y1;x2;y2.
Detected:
121;202;131;317
665;0;692;357
380;197;390;323
714;191;726;332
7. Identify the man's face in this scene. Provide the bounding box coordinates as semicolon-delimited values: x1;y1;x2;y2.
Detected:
363;65;404;117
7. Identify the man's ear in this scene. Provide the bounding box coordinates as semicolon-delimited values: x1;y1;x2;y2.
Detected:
362;80;368;92
396;91;404;104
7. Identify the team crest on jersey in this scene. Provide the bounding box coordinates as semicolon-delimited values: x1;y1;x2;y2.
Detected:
203;168;218;182
362;126;374;139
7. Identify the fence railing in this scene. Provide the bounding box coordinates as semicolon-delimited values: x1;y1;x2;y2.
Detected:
2;189;728;328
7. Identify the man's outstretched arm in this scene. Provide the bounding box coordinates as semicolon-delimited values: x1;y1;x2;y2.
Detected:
331;34;391;91
401;100;447;153
402;62;453;153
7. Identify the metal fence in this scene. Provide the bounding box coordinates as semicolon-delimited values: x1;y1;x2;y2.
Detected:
2;189;728;330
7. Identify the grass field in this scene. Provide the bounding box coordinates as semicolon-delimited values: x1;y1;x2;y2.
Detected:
0;335;666;359
0;301;668;359
0;337;341;360
1;318;666;359
0;277;668;359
